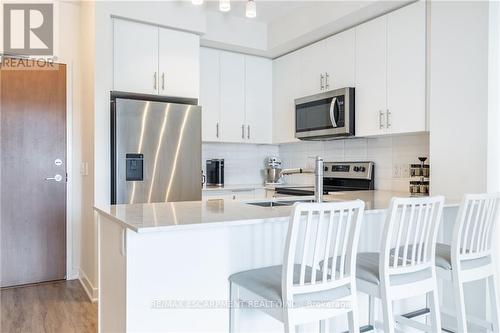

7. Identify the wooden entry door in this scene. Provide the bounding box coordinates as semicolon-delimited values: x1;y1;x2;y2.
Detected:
0;60;67;287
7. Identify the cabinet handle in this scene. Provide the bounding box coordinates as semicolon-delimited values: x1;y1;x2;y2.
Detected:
154;72;157;91
241;124;245;139
320;74;325;90
161;73;165;90
379;110;385;129
216;122;219;138
325;72;330;90
386;109;391;128
247;125;250;139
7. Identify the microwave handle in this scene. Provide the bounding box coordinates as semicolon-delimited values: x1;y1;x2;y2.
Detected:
329;97;338;128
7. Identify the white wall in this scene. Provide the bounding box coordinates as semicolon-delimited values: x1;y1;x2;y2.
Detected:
279;133;429;191
429;1;489;201
201;11;268;55
56;0;83;281
79;0;97;300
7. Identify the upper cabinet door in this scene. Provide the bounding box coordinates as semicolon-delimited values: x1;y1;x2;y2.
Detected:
355;15;388;137
387;1;426;134
299;40;327;97
219;51;245;142
273;51;301;144
324;28;355;90
113;19;159;95
200;48;220;142
158;28;200;98
244;55;272;144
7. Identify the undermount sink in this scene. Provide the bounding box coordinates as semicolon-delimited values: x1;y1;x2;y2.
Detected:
245;199;314;208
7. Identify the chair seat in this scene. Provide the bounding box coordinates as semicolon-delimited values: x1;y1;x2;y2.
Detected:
435;243;491;271
229;264;351;307
356;252;432;286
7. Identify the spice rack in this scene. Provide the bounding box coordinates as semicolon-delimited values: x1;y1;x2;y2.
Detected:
409;157;430;196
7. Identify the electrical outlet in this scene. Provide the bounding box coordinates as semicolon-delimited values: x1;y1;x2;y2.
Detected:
392;164;401;178
401;164;410;178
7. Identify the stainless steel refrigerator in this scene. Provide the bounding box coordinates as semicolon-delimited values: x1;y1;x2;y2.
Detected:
111;92;201;204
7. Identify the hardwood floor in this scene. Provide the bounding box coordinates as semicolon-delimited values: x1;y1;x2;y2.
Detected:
0;280;97;333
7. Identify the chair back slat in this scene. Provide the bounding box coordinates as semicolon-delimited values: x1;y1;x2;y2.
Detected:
453;193;500;262
299;211;312;286
393;204;407;269
282;200;364;300
381;196;444;275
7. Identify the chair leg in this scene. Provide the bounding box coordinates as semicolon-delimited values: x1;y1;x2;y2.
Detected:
229;282;238;333
428;287;442;333
347;305;360;333
368;295;376;332
319;320;327;333
452;273;468;333
381;291;395;333
488;274;500;332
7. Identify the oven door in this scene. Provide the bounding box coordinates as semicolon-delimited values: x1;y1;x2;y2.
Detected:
295;87;354;140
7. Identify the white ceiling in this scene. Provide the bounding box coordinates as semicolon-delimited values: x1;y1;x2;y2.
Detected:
203;0;312;23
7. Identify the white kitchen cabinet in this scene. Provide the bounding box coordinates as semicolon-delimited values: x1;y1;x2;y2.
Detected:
220;51;246;142
355;1;426;137
244;55;272;144
200;48;273;144
324;29;356;90
113;19;199;98
200;48;221;142
273;51;301;144
299;40;327;96
113;19;158;95
355;15;388;137
387;1;426;134
158;28;199;98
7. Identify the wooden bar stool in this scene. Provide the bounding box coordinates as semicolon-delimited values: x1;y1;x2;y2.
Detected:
228;200;365;333
355;196;445;333
435;193;500;332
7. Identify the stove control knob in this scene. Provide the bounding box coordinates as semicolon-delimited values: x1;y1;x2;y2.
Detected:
353;166;359;172
359;166;366;172
324;166;328;172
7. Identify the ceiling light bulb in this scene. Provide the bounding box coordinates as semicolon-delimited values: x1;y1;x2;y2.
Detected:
192;0;203;5
246;0;256;18
219;0;230;12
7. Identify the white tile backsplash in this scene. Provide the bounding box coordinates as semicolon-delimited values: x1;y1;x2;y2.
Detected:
278;133;430;191
203;133;429;191
202;143;279;185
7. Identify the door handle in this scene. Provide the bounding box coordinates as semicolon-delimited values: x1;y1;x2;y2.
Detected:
329;97;338;128
216;122;219;138
325;72;330;90
379;110;385;129
241;124;245;139
320;74;325;90
162;73;165;91
247;125;250;139
154;72;157;91
45;174;63;182
386;109;391;128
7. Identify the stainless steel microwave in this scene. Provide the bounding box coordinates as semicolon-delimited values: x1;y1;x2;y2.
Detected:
295;87;355;140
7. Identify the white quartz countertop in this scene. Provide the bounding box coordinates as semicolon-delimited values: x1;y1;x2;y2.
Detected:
95;190;458;233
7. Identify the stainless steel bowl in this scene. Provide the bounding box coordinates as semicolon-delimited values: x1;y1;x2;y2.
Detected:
265;168;282;183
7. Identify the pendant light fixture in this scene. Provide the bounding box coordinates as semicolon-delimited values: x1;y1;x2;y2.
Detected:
219;0;231;12
245;0;256;18
192;0;203;5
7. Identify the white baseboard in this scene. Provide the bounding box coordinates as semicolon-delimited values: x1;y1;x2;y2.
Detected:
78;268;98;303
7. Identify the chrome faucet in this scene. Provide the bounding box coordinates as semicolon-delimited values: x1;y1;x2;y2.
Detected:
279;156;324;203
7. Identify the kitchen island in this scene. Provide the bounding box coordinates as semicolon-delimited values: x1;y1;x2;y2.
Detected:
95;191;459;332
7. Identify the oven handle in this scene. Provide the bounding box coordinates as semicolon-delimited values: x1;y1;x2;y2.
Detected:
329;97;338;128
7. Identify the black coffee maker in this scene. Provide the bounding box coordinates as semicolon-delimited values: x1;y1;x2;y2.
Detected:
206;159;224;187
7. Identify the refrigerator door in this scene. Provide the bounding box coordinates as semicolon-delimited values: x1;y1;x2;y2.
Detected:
114;98;201;204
